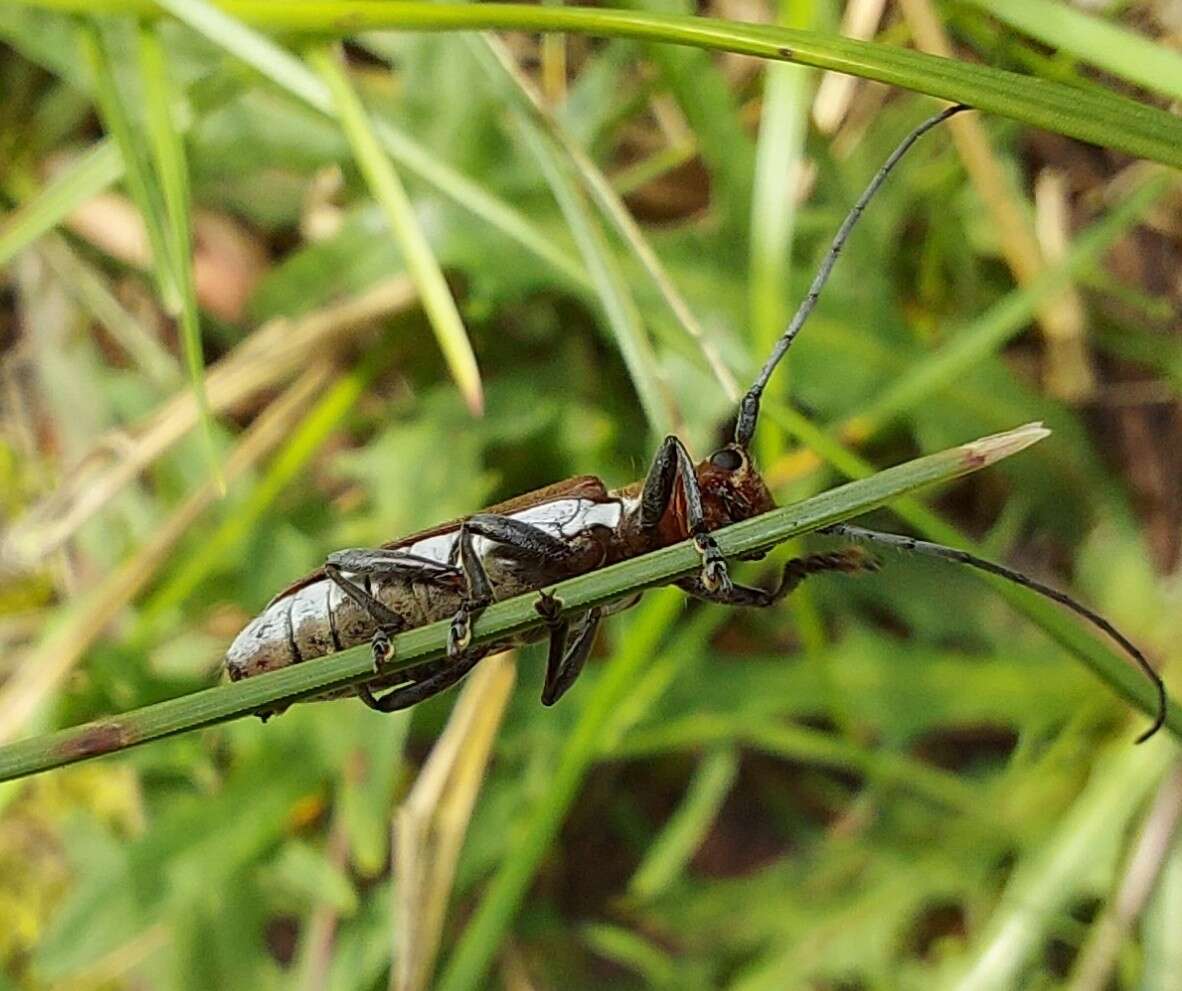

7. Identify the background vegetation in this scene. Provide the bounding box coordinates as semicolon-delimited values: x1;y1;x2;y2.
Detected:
1;1;1180;989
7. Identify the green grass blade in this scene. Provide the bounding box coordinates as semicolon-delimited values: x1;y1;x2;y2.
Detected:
154;0;585;288
25;1;1182;168
0;141;121;267
850;170;1171;436
765;400;1175;748
459;32;740;400
748;0;815;465
628;747;740;900
516;118;674;435
579;923;676;987
0;71;242;270
137;20;223;489
960;0;1182;104
0;424;1054;785
76;20;177;308
308;43;483;414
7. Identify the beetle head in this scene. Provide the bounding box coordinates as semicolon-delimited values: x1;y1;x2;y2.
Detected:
694;443;776;541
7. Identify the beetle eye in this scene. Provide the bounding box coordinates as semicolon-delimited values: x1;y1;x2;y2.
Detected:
709;448;743;472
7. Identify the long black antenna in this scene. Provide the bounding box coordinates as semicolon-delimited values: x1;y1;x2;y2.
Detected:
820;523;1168;743
734;103;970;448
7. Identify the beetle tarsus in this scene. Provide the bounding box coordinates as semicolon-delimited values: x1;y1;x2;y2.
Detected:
534;589;564;625
694;532;733;594
370;629;396;673
541;607;602;705
680;548;878;606
357;651;486;712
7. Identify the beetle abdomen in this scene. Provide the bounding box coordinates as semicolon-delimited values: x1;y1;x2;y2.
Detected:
224;572;439;681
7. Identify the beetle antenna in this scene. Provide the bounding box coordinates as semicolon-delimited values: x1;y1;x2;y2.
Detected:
820;523;1168;743
734;103;970;448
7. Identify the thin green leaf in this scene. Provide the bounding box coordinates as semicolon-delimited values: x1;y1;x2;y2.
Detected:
307;43;483;414
137;21;223;488
628;747;739;900
748;0;815;465
0;141;120;268
0;423;1057;785
765;399;1173;749
0;71;242;270
960;0;1182;104
153;0;585;288
24;2;1182;169
76;19;177;307
455;32;740;400
579;923;677;987
514;117;675;435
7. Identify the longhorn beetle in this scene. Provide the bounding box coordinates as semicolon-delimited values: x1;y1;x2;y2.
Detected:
225;104;1167;742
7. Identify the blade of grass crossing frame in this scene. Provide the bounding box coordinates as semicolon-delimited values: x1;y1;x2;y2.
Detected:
0;142;121;267
763;399;1177;748
136;21;223;490
455;32;740;401
513;117;675;435
959;0;1182;105
133;338;395;633
436;425;1084;991
76;20;177;309
0;71;245;270
0;424;1067;785
154;0;584;290
749;0;815;467
306;43;484;415
35;2;1182;169
628;746;740;900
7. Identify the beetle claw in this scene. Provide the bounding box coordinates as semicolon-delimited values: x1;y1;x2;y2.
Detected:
694;533;733;594
448;611;471;658
535;589;564;626
371;630;395;673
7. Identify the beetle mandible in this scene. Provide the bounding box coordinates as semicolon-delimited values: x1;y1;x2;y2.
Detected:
224;104;1166;741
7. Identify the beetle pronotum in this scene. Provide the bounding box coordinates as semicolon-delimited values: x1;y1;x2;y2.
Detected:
225;104;1167;741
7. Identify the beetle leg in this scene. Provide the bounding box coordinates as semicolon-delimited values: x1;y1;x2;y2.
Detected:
446;515;576;661
325;562;409;673
678;548;878;606
326;547;461;582
356;649;488;713
447;521;497;659
541;608;602;706
464;513;575;561
640;435;732;594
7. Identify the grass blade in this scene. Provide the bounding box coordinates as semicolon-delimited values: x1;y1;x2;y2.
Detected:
628;747;740;900
307;42;483;415
76;20;176;308
0;71;243;270
960;0;1182;104
458;32;740;401
748;0;815;464
764;400;1173;748
515;118;675;435
136;20;223;488
0;423;1059;784
24;1;1182;169
153;0;585;288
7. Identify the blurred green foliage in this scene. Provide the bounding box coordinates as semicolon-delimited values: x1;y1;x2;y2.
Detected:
1;1;1180;990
